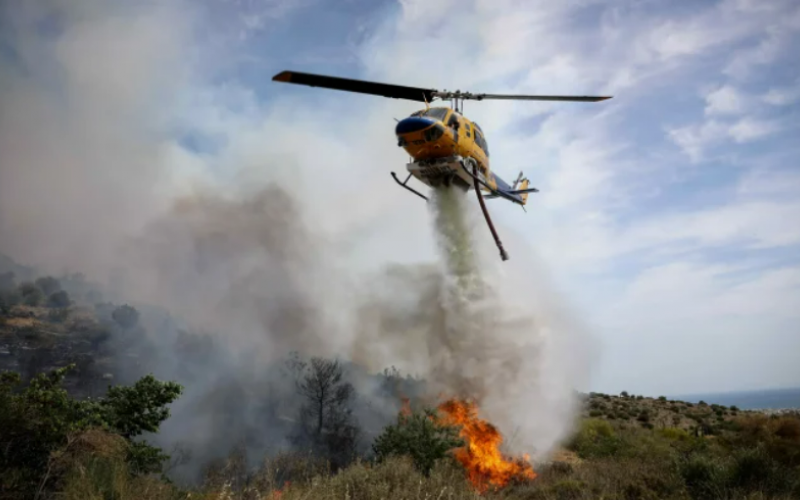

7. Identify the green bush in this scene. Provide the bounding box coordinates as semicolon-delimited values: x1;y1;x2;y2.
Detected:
112;304;140;330
659;427;692;441
47;290;71;308
35;276;62;296
19;282;44;306
372;406;463;476
566;419;625;459
0;365;182;497
678;453;729;499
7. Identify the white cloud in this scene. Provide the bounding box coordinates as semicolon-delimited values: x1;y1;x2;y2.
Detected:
729;117;781;142
762;82;800;106
667;115;782;161
736;167;800;198
590;261;800;394
704;85;748;115
666;120;728;162
627;200;800;251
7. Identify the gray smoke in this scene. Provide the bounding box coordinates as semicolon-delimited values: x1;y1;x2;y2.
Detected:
352;185;596;460
0;0;596;480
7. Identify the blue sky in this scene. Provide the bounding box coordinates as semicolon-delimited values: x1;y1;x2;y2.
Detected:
1;0;799;397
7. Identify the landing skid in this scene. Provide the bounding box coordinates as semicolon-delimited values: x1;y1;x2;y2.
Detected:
390;160;510;262
391;172;429;201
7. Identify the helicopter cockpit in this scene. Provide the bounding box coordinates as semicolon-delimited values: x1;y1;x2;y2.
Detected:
410;107;450;121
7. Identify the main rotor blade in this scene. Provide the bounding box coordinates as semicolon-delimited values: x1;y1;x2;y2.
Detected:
433;91;612;102
475;93;612;102
272;70;438;102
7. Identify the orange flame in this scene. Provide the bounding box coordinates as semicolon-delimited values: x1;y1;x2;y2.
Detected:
400;396;412;418
271;481;290;499
435;398;536;493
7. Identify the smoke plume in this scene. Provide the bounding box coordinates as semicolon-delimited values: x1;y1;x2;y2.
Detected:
353;185;594;459
0;0;595;480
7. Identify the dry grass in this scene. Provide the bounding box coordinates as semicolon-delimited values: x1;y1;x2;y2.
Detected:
197;455;482;500
47;413;800;500
5;316;39;328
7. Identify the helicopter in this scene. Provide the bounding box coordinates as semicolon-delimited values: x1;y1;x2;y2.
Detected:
272;70;612;261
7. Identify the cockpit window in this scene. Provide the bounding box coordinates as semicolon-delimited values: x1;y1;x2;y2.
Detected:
422;107;450;121
474;128;490;157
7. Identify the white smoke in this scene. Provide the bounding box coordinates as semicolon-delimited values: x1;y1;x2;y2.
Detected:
0;0;596;470
353;184;596;461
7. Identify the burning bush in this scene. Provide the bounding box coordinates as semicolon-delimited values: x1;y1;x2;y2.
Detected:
374;396;538;493
434;398;537;493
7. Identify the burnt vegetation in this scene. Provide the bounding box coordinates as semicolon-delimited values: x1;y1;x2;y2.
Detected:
1;259;799;499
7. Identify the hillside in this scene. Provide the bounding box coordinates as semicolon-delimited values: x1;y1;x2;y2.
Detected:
576;391;762;435
2;267;800;499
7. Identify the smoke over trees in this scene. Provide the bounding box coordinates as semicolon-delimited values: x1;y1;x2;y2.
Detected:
291;357;361;470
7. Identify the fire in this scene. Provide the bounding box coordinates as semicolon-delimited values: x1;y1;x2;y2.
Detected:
435;398;536;493
400;396;412;417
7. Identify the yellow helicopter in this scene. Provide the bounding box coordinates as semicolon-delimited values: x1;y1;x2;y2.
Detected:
272;70;611;261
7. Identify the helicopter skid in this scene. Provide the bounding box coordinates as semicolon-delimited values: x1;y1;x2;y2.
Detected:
406;155;473;190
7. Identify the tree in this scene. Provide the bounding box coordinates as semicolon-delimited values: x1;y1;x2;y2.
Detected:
0;289;21;314
35;276;61;296
0;365;182;496
0;272;15;291
112;304;139;330
373;406;464;476
293;357;360;470
620;391;629;398
47;290;71;308
18;282;43;306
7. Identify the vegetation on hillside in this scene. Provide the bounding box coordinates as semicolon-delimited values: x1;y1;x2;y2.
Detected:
2;263;800;499
2;368;799;499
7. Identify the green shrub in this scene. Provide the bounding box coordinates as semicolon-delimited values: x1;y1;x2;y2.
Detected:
112;304;140;330
18;282;43;306
372;406;463;476
566;419;626;459
0;289;21;312
47;290;71;308
659;427;692;441
0;365;182;497
678;453;729;500
35;276;62;296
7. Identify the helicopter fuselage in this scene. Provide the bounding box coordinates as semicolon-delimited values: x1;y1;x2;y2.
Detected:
395;106;511;193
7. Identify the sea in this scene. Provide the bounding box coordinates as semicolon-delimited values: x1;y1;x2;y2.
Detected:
669;387;800;410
